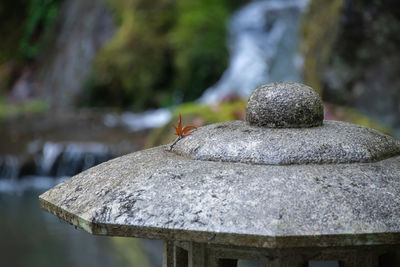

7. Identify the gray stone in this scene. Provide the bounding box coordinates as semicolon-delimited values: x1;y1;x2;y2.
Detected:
246;82;323;128
172;120;400;164
39;145;400;248
39;81;400;259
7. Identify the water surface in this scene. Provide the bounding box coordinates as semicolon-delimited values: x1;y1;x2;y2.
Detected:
0;189;162;267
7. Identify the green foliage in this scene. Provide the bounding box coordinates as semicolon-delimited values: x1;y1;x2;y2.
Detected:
0;0;62;63
0;0;28;63
19;0;62;60
85;0;175;110
0;0;61;99
0;99;49;119
85;0;246;110
169;0;230;102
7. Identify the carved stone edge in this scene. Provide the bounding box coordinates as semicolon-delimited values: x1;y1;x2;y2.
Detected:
39;195;400;249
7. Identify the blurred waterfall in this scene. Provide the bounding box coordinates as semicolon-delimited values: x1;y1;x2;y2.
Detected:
0;141;112;193
0;156;19;180
200;0;309;103
34;141;111;177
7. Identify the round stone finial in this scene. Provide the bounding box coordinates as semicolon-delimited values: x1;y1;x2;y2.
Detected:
246;82;323;128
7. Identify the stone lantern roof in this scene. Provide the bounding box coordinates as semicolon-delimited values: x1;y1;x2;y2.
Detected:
39;82;400;249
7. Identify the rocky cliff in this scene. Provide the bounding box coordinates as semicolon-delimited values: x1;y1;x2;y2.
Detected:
301;0;400;136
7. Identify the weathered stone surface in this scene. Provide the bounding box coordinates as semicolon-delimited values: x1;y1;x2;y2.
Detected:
39;145;400;248
172;120;400;164
246;82;323;128
39;82;400;252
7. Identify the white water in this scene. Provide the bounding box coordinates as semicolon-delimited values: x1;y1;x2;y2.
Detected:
0;141;112;193
200;0;309;103
104;108;172;132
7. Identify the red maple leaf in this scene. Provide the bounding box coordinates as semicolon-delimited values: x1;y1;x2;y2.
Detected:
173;114;197;138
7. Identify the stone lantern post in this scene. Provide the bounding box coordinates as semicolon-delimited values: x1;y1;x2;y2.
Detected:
40;82;400;267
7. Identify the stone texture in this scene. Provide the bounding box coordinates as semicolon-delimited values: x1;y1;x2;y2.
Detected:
246;82;323;128
40;145;400;248
39;82;400;252
172;120;400;164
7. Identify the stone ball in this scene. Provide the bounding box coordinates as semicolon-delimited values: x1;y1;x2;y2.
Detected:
246;82;323;128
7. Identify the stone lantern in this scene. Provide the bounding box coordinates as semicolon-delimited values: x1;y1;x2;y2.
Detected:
40;82;400;267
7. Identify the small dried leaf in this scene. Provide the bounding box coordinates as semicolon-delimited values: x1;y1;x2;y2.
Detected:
173;114;197;138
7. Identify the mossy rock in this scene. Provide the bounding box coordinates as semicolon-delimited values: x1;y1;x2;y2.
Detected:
85;0;246;109
301;0;400;136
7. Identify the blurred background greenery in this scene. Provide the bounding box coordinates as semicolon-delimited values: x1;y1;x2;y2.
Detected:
1;0;400;266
